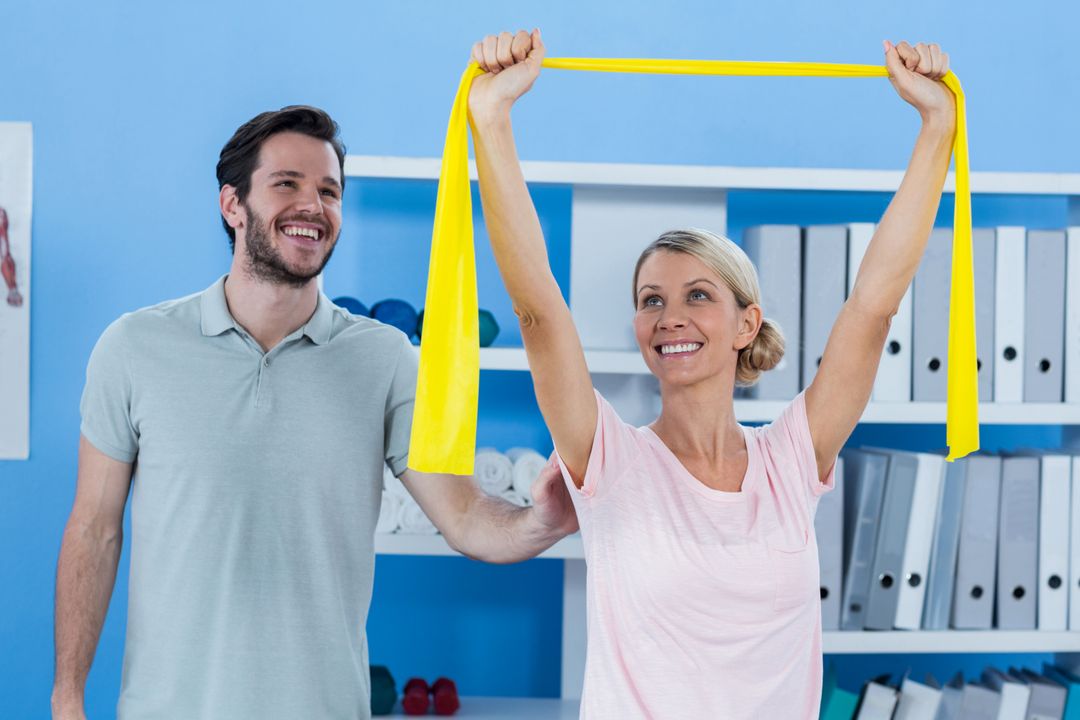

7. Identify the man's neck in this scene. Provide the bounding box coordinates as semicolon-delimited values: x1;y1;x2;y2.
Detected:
223;261;319;352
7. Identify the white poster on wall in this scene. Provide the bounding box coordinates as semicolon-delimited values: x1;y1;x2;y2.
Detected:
0;123;32;459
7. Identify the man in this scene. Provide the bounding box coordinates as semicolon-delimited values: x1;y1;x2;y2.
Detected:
51;106;578;720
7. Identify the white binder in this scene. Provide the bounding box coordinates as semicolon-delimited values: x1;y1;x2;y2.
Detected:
1038;453;1071;630
840;449;888;631
743;225;802;400
993;227;1026;403
912;228;952;402
952;455;1001;629
997;456;1040;630
895;451;944;630
846;223;910;401
801;225;847;390
981;668;1030;720
1024;230;1067;402
973;228;997;402
922;457;967;630
857;679;899;719
1066;227;1080;403
893;676;942;719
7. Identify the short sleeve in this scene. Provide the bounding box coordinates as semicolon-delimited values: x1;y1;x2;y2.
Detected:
555;390;641;499
384;334;418;477
80;318;139;463
760;390;836;499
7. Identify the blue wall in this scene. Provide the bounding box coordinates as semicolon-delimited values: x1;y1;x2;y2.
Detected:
1;1;1077;716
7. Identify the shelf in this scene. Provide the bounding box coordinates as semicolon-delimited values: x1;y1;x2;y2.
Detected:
344;155;1080;195
480;348;1080;424
823;631;1080;655
376;532;585;560
381;696;579;719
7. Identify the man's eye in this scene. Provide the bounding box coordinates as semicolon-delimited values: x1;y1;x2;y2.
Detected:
277;181;296;188
321;189;339;198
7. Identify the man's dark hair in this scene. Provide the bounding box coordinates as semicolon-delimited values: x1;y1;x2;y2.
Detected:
216;105;346;250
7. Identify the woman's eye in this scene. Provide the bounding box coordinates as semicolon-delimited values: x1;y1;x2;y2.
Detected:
643;295;662;308
689;289;710;301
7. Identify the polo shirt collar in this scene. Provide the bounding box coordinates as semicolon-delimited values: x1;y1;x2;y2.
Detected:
199;274;334;345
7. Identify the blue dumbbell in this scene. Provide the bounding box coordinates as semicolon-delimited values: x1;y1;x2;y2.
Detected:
370;299;420;338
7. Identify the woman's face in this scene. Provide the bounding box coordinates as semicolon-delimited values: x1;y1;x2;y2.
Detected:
632;250;758;388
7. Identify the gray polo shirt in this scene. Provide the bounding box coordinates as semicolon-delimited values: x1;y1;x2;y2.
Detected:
80;275;417;720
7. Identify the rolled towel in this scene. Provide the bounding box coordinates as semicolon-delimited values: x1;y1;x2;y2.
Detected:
474;448;513;495
376;491;403;534
506;447;548;505
383;464;409;499
499;488;528;507
399;496;438;534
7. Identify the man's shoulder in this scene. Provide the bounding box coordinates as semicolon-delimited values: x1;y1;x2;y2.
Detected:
104;290;205;342
327;304;415;353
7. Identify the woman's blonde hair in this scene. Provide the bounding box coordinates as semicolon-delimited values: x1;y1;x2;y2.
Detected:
631;228;785;387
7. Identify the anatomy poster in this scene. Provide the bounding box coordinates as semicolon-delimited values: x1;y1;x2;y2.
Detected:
0;123;31;459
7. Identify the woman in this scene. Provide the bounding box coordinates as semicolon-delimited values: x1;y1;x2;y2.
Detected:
468;30;955;719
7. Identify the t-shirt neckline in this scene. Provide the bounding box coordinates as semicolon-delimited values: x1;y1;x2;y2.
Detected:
641;423;757;502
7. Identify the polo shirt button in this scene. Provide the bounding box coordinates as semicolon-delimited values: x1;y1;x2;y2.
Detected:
263;358;270;367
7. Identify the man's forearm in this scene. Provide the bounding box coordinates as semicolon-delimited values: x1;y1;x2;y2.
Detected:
449;494;566;564
52;518;123;709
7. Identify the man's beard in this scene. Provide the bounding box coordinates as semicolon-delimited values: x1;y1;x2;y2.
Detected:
241;205;337;289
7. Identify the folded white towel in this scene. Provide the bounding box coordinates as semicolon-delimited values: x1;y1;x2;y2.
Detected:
399;496;438;534
376;491;403;534
506;447;548;505
474;448;514;495
383;464;409;499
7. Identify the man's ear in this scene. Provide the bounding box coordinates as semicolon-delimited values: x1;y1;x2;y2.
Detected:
733;303;763;351
220;186;244;232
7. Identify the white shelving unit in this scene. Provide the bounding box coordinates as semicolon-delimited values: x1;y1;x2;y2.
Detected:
356;156;1080;705
479;347;1080;424
377;532;1080;657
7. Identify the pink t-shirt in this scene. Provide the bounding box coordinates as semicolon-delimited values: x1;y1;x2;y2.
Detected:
557;390;835;720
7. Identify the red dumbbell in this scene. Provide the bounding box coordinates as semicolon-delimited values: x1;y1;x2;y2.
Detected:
431;677;460;716
401;677;430;716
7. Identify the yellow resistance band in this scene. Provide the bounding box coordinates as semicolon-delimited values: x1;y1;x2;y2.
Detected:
409;58;978;476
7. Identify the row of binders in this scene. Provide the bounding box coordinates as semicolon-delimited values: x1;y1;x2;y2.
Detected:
743;224;1080;403
820;663;1080;719
816;448;1080;631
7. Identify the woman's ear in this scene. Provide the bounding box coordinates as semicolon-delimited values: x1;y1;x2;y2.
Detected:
733;303;763;350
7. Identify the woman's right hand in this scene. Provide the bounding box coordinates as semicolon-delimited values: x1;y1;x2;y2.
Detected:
468;30;545;127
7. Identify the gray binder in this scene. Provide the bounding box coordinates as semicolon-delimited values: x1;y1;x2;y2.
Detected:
864;450;917;630
973;229;996;402
1016;668;1067;719
913;228;952;401
922;455;967;629
959;683;1001;719
840;449;888;631
996;455;1040;630
800;225;847;390
743;225;801;399
1024;230;1067;402
815;456;844;630
952;454;1001;629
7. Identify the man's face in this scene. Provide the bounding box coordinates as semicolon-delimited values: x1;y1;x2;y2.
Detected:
233;131;343;287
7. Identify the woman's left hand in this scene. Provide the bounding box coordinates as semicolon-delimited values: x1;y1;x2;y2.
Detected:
884;40;956;128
